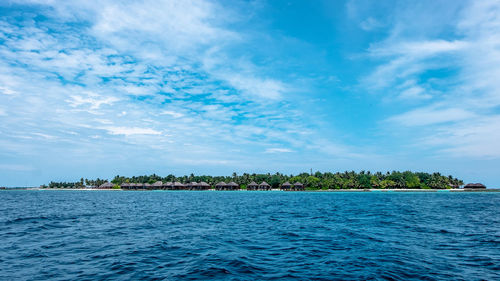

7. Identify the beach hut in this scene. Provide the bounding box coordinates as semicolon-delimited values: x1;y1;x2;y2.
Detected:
247;181;258;190
215;182;227;190
136;183;145;190
259;181;271;191
294;182;304;191
281;181;292;190
163;182;173;190
152;181;163;190
199;182;211;190
173;182;185;190
464;183;486;189
121;182;131;190
227;182;239;190
189;182;200;190
99;182;114;189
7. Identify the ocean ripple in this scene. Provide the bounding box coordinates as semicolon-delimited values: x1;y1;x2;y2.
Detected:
0;191;499;280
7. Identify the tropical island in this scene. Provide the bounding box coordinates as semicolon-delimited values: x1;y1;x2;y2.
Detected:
39;171;488;190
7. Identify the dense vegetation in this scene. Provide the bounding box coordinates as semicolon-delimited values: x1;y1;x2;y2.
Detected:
45;171;464;189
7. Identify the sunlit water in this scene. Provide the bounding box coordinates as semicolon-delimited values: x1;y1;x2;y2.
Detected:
1;191;499;280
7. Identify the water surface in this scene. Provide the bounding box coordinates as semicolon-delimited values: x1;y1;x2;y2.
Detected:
1;191;499;280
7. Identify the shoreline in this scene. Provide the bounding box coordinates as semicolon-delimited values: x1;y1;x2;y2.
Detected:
3;188;499;192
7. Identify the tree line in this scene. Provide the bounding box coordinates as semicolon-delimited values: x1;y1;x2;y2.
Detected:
44;171;464;189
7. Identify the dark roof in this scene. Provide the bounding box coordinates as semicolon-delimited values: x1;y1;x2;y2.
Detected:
152;181;163;187
464;183;486;188
281;181;292;187
259;181;270;187
99;182;114;188
248;181;258;187
227;182;239;187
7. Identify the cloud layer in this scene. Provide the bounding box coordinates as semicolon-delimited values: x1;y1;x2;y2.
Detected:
1;0;499;186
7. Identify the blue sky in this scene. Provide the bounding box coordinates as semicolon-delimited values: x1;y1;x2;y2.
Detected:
1;0;499;187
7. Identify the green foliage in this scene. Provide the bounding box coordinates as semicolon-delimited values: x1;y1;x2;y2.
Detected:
47;170;464;190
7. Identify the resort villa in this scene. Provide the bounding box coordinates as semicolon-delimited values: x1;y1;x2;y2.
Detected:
101;180;303;191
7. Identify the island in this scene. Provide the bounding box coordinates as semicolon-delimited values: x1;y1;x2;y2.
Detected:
36;171;489;191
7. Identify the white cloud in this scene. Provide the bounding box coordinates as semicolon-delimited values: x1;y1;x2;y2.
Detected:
225;75;287;100
370;40;467;58
102;126;162;136
370;0;500;158
422;116;500;158
0;86;17;95
360;17;383;31
265;148;294;153
66;94;119;111
160;110;184;118
398;86;431;100
389;107;475;127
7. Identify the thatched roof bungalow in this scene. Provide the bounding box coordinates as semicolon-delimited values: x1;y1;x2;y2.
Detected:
173;182;185;190
199;182;211;190
227;181;239;190
121;182;131;190
259;181;271;190
99;182;114;189
294;182;304;191
464;183;486;189
188;182;200;190
152;181;163;189
281;181;292;190
215;182;227;190
247;181;258;190
163;182;173;190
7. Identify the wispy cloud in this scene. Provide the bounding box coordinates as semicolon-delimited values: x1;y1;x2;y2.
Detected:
265;148;294;153
362;0;500;158
388;107;475;127
102;126;163;136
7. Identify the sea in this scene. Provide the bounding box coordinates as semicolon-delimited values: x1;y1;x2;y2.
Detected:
1;190;499;280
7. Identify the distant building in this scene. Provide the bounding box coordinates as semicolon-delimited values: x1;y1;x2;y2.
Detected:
259;181;271;190
173;182;185;190
464;183;486;189
199;182;211;190
293;182;305;191
227;182;239;190
152;181;163;189
99;182;114;189
281;181;292;190
215;182;227;190
247;181;258;190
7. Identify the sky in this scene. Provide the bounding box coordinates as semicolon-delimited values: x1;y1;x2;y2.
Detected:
1;0;499;187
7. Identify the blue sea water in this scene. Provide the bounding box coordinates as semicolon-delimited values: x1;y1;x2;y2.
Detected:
0;191;499;280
